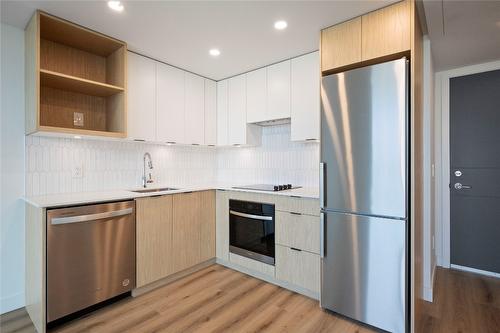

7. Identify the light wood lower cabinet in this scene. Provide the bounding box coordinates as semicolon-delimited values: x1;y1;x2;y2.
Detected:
275;244;320;294
136;195;174;287
136;190;215;288
275;211;320;254
215;190;230;261
198;191;216;262
172;191;215;273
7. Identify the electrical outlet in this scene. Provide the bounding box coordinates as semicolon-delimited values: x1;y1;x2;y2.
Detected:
74;112;84;127
72;164;84;178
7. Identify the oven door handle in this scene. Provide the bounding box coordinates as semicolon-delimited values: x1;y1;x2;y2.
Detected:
229;210;273;221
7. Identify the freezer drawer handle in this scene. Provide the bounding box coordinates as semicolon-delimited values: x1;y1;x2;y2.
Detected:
51;208;134;225
229;210;273;221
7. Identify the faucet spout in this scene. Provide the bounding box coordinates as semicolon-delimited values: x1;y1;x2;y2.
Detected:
142;152;154;188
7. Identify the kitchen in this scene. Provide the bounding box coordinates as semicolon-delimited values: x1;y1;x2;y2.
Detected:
1;1;500;333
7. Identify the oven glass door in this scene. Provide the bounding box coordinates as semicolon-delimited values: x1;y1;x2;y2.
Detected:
229;210;275;264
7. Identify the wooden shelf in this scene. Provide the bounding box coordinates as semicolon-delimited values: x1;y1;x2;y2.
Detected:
25;10;128;138
39;11;123;56
38;126;125;138
40;69;124;97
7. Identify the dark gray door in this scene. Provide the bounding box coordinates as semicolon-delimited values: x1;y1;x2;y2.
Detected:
450;69;500;274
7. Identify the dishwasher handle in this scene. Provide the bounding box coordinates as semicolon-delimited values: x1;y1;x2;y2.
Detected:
51;208;134;225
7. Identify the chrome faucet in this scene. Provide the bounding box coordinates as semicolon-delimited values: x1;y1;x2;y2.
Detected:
142;152;154;188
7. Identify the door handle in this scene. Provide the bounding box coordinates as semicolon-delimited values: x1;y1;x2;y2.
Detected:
320;212;325;258
229;210;273;221
454;183;472;190
51;208;133;225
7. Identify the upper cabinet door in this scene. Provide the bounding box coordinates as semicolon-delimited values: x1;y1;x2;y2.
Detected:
361;0;410;61
291;52;320;142
204;79;217;146
267;60;291;120
184;73;205;145
227;74;247;145
127;52;156;141
246;68;267;123
156;63;185;143
321;17;361;73
216;80;229;146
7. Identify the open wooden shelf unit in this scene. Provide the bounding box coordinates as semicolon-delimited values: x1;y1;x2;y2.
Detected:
25;10;128;137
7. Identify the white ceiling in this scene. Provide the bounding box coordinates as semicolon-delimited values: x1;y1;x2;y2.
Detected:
1;0;396;80
423;0;500;71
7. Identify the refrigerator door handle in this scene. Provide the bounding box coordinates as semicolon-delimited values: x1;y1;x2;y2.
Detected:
320;162;325;209
320;212;325;258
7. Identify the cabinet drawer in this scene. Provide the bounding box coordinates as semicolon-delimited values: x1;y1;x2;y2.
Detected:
275;196;320;216
229;253;275;278
275;245;320;293
276;211;320;254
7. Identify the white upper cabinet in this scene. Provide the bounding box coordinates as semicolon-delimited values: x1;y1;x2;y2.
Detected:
216;80;229;146
267;60;291;120
156;63;185;143
227;74;247;145
127;52;156;142
246;68;267;123
291;52;320;141
226;74;261;146
204;79;217;146
184;73;205;145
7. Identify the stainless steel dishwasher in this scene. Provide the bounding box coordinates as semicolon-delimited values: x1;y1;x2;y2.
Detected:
46;201;136;322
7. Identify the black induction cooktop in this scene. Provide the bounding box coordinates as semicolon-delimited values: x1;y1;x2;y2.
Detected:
232;184;301;192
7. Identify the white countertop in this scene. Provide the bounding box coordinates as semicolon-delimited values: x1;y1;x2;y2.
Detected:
24;184;319;208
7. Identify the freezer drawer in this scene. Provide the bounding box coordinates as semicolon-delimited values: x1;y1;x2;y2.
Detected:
47;201;136;322
320;211;407;333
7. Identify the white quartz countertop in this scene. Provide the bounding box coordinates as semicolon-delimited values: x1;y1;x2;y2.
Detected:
24;184;319;208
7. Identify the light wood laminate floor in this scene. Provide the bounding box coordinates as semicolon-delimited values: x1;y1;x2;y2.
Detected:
420;267;500;333
1;265;499;333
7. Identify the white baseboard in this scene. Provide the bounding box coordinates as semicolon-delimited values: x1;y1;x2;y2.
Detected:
0;292;24;315
451;264;500;279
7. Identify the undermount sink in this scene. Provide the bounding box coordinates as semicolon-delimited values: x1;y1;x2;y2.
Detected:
131;187;179;193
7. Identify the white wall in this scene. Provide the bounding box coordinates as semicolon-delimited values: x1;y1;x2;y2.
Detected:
0;23;26;314
422;36;437;302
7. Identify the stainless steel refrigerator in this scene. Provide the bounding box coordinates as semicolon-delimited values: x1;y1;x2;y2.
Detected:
320;58;408;333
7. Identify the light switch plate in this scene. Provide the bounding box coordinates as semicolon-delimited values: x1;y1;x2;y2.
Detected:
74;112;84;127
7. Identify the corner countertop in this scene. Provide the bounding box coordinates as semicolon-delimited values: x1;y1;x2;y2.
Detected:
23;184;319;208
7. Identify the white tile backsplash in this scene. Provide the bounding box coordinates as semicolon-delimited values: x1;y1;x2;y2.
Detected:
25;124;319;196
217;125;319;187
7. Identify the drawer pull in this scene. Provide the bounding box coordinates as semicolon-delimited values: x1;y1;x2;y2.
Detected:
290;212;302;216
290;247;302;252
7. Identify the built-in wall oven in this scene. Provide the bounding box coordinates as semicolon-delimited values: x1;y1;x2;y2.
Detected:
229;199;275;265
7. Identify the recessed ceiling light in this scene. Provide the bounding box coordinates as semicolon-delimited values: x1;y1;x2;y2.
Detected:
209;48;221;57
74;135;82;139
274;20;288;30
108;1;124;12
